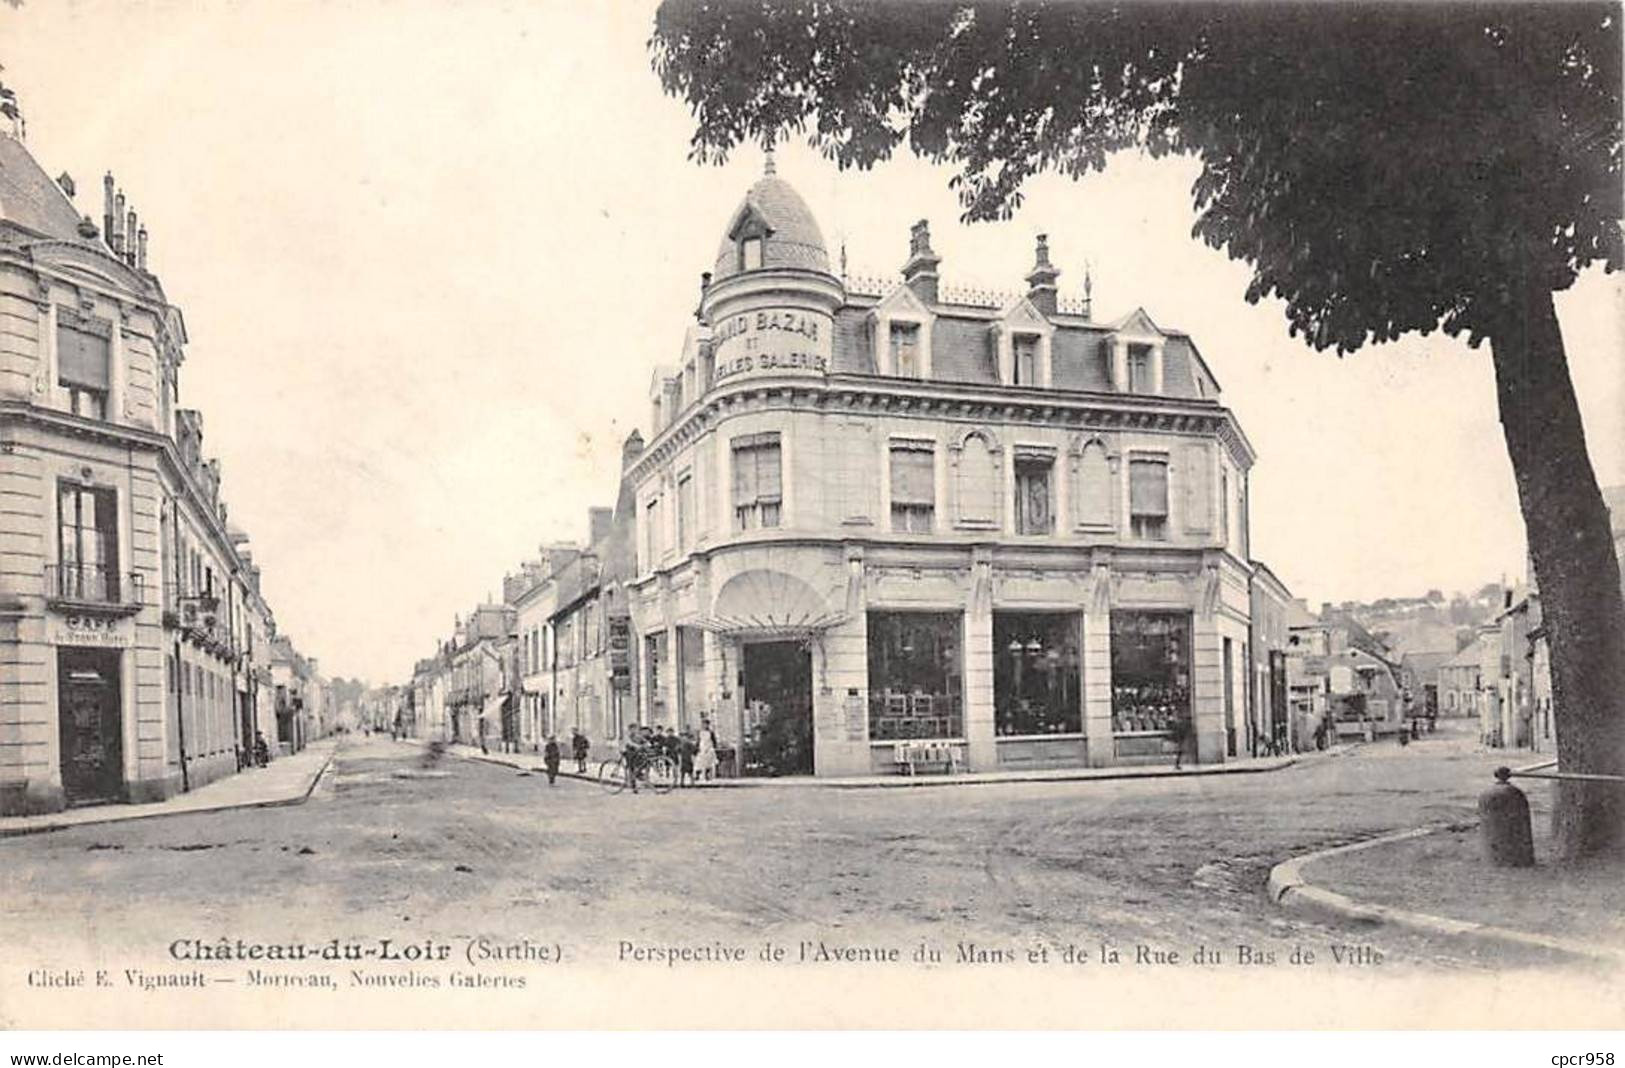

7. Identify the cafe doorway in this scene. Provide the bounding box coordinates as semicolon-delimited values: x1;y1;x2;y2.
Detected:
57;647;124;805
740;640;813;776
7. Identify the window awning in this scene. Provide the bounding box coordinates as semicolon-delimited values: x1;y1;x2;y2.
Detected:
696;568;845;637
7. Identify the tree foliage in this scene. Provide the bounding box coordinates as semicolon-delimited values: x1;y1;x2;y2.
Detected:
651;1;1621;350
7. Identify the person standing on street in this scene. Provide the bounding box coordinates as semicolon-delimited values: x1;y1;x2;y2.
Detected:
572;728;590;773
543;735;561;785
694;717;719;783
1168;716;1193;771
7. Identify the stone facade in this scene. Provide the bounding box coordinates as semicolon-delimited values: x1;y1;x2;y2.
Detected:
0;132;303;814
618;164;1258;776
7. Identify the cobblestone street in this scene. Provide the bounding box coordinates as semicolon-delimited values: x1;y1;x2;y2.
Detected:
2;721;1597;979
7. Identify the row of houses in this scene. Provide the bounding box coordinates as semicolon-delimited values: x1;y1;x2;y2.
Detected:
0;118;333;814
1431;490;1625;752
389;157;1349;776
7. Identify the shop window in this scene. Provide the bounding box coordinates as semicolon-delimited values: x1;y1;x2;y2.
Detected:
867;611;963;740
57;309;111;420
56;481;118;601
1013;454;1053;535
732;432;782;530
676;471;694;552
1012;334;1038;385
1129;457;1169;540
1111;612;1191;735
891;322;921;378
994;613;1082;735
889;441;935;533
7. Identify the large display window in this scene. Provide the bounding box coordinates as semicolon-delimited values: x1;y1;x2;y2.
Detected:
1110;611;1191;733
994;612;1082;735
867;611;963;740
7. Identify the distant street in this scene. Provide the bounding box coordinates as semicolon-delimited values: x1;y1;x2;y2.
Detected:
0;719;1571;975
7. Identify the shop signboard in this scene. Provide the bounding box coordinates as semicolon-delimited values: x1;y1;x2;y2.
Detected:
49;613;133;649
711;306;833;384
608;617;631;689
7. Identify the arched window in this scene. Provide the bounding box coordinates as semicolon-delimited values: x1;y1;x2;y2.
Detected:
956;433;998;525
1076;438;1113;529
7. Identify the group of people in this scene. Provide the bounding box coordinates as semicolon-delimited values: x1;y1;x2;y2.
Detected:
531;722;721;793
617;718;720;793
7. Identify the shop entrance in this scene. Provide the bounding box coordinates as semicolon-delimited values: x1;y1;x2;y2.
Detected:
740;640;813;776
57;647;124;805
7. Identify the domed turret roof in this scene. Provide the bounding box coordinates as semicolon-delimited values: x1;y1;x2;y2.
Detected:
712;163;829;281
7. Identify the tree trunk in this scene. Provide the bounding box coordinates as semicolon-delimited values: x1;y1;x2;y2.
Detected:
1488;281;1625;863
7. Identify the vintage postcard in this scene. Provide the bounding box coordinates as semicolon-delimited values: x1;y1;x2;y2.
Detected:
0;0;1622;1036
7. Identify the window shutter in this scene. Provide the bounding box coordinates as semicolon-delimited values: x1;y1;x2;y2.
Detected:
1129;459;1168;516
732;445;756;506
757;442;782;503
57;318;111;389
1182;444;1211;532
890;445;934;506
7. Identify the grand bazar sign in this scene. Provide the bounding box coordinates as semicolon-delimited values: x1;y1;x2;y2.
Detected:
712;307;833;383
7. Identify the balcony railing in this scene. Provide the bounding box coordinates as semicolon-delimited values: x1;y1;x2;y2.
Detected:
45;564;144;613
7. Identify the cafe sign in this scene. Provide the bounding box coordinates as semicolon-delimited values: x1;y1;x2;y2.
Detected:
50;613;133;648
712;306;833;383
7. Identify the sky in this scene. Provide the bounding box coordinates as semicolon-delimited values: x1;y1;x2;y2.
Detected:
2;1;1620;685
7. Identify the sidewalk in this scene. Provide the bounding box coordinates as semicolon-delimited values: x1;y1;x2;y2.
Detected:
0;738;339;839
435;738;1339;789
1268;778;1625;966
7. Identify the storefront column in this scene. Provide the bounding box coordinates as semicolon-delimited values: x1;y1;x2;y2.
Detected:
963;555;995;772
1081;608;1115;767
1191;613;1226;765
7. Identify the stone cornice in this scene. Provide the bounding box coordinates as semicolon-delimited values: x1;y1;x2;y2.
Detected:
630;373;1257;481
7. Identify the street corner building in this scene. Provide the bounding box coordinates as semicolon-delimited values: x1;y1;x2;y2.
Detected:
618;159;1269;777
0;124;310;815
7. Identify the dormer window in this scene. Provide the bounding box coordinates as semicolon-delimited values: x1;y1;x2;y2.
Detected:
1012;334;1038;386
741;236;763;271
1128;345;1151;393
891;322;921;378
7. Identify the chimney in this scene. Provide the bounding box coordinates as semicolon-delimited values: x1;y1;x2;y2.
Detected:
900;219;941;304
103;174;117;253
1025;234;1060;316
622;429;645;468
126;209;138;266
113;190;127;256
137;226;148;271
588;506;614;546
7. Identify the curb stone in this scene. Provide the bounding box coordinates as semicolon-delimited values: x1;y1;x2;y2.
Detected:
1266;823;1624;966
0;744;340;841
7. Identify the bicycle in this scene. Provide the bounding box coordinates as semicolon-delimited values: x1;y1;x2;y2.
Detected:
597;754;678;795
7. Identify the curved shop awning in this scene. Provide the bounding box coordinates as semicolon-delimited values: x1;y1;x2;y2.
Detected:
697;569;845;637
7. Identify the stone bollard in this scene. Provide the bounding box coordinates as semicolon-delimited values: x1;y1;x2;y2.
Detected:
1478;767;1535;867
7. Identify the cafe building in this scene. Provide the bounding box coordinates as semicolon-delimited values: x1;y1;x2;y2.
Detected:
0;122;282;813
623;158;1257;777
